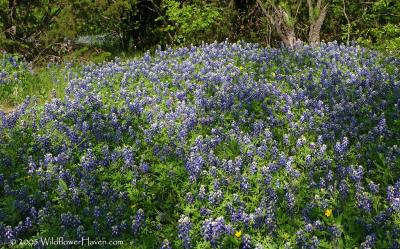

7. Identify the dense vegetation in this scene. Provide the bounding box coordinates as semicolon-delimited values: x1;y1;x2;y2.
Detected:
1;0;399;61
1;41;399;248
1;0;400;248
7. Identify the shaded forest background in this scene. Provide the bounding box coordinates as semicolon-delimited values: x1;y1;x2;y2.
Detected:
0;0;399;64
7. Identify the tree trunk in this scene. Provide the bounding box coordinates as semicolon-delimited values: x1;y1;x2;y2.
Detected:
256;0;296;48
307;0;328;44
5;0;17;39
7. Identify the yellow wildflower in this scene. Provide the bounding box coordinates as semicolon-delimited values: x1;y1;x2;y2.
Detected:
324;209;333;217
239;66;244;71
235;230;242;238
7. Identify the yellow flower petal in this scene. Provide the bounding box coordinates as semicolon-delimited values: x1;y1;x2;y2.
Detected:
324;209;333;217
235;230;242;238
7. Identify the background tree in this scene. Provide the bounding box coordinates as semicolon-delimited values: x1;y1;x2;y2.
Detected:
0;0;399;61
307;0;328;44
0;0;66;59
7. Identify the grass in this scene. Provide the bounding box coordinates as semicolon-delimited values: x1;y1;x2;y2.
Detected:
0;52;68;109
0;47;148;112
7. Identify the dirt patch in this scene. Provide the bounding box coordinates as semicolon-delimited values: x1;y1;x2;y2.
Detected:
0;105;15;114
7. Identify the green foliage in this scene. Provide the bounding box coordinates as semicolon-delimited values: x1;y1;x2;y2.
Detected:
0;52;73;107
324;0;400;54
353;0;400;53
162;0;231;45
0;0;65;58
357;23;400;54
68;0;139;49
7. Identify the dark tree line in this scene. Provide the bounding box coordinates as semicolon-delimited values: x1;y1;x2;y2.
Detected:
0;0;399;61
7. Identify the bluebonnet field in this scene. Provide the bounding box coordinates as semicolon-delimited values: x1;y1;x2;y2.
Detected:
0;41;400;248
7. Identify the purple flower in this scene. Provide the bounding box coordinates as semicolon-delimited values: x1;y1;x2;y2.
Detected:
387;181;400;211
72;224;85;238
186;192;194;204
356;191;372;213
198;185;206;201
178;215;191;249
186;152;204;181
242;234;252;249
334;137;349;156
161;239;172;249
285;189;295;213
360;234;376;249
122;147;135;168
112;225;119;236
202;217;229;247
209;190;224;206
132;209;145;235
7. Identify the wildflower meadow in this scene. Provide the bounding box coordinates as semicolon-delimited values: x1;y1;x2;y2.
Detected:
1;41;400;248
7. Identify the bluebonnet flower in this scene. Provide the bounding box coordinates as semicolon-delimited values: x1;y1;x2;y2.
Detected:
140;162;149;173
122;147;135;168
200;208;212;217
4;226;15;242
240;177;250;192
202;217;229;247
120;220;128;232
210;166;218;177
213;179;220;190
356;191;372;213
387;181;400;211
250;161;258;174
198;185;206;201
71;188;81;206
360;234;376;249
368;182;380;194
61;212;79;228
111;225;119;236
242;234;252;249
76;225;86;238
375;115;387;135
339;180;350;199
161;239;172;249
92;221;100;234
105;212;115;227
186;192;194;204
334;137;349;156
178;215;191;249
285;189;295;213
373;208;393;225
310;236;320;249
283;134;289;146
209;190;224;206
81;149;96;172
350;166;364;182
295;229;307;247
296;136;306;148
185;152;204;182
132;209;145;235
327;225;342;238
305;154;312;165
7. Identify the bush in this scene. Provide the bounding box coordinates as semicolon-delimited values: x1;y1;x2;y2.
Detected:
162;0;234;45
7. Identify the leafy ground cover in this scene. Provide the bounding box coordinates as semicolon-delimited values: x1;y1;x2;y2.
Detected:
0;41;400;248
0;51;91;109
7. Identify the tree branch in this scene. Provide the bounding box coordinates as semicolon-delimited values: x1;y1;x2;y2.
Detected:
342;0;351;45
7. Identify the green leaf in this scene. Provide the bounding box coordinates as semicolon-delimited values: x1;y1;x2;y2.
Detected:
59;179;68;191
